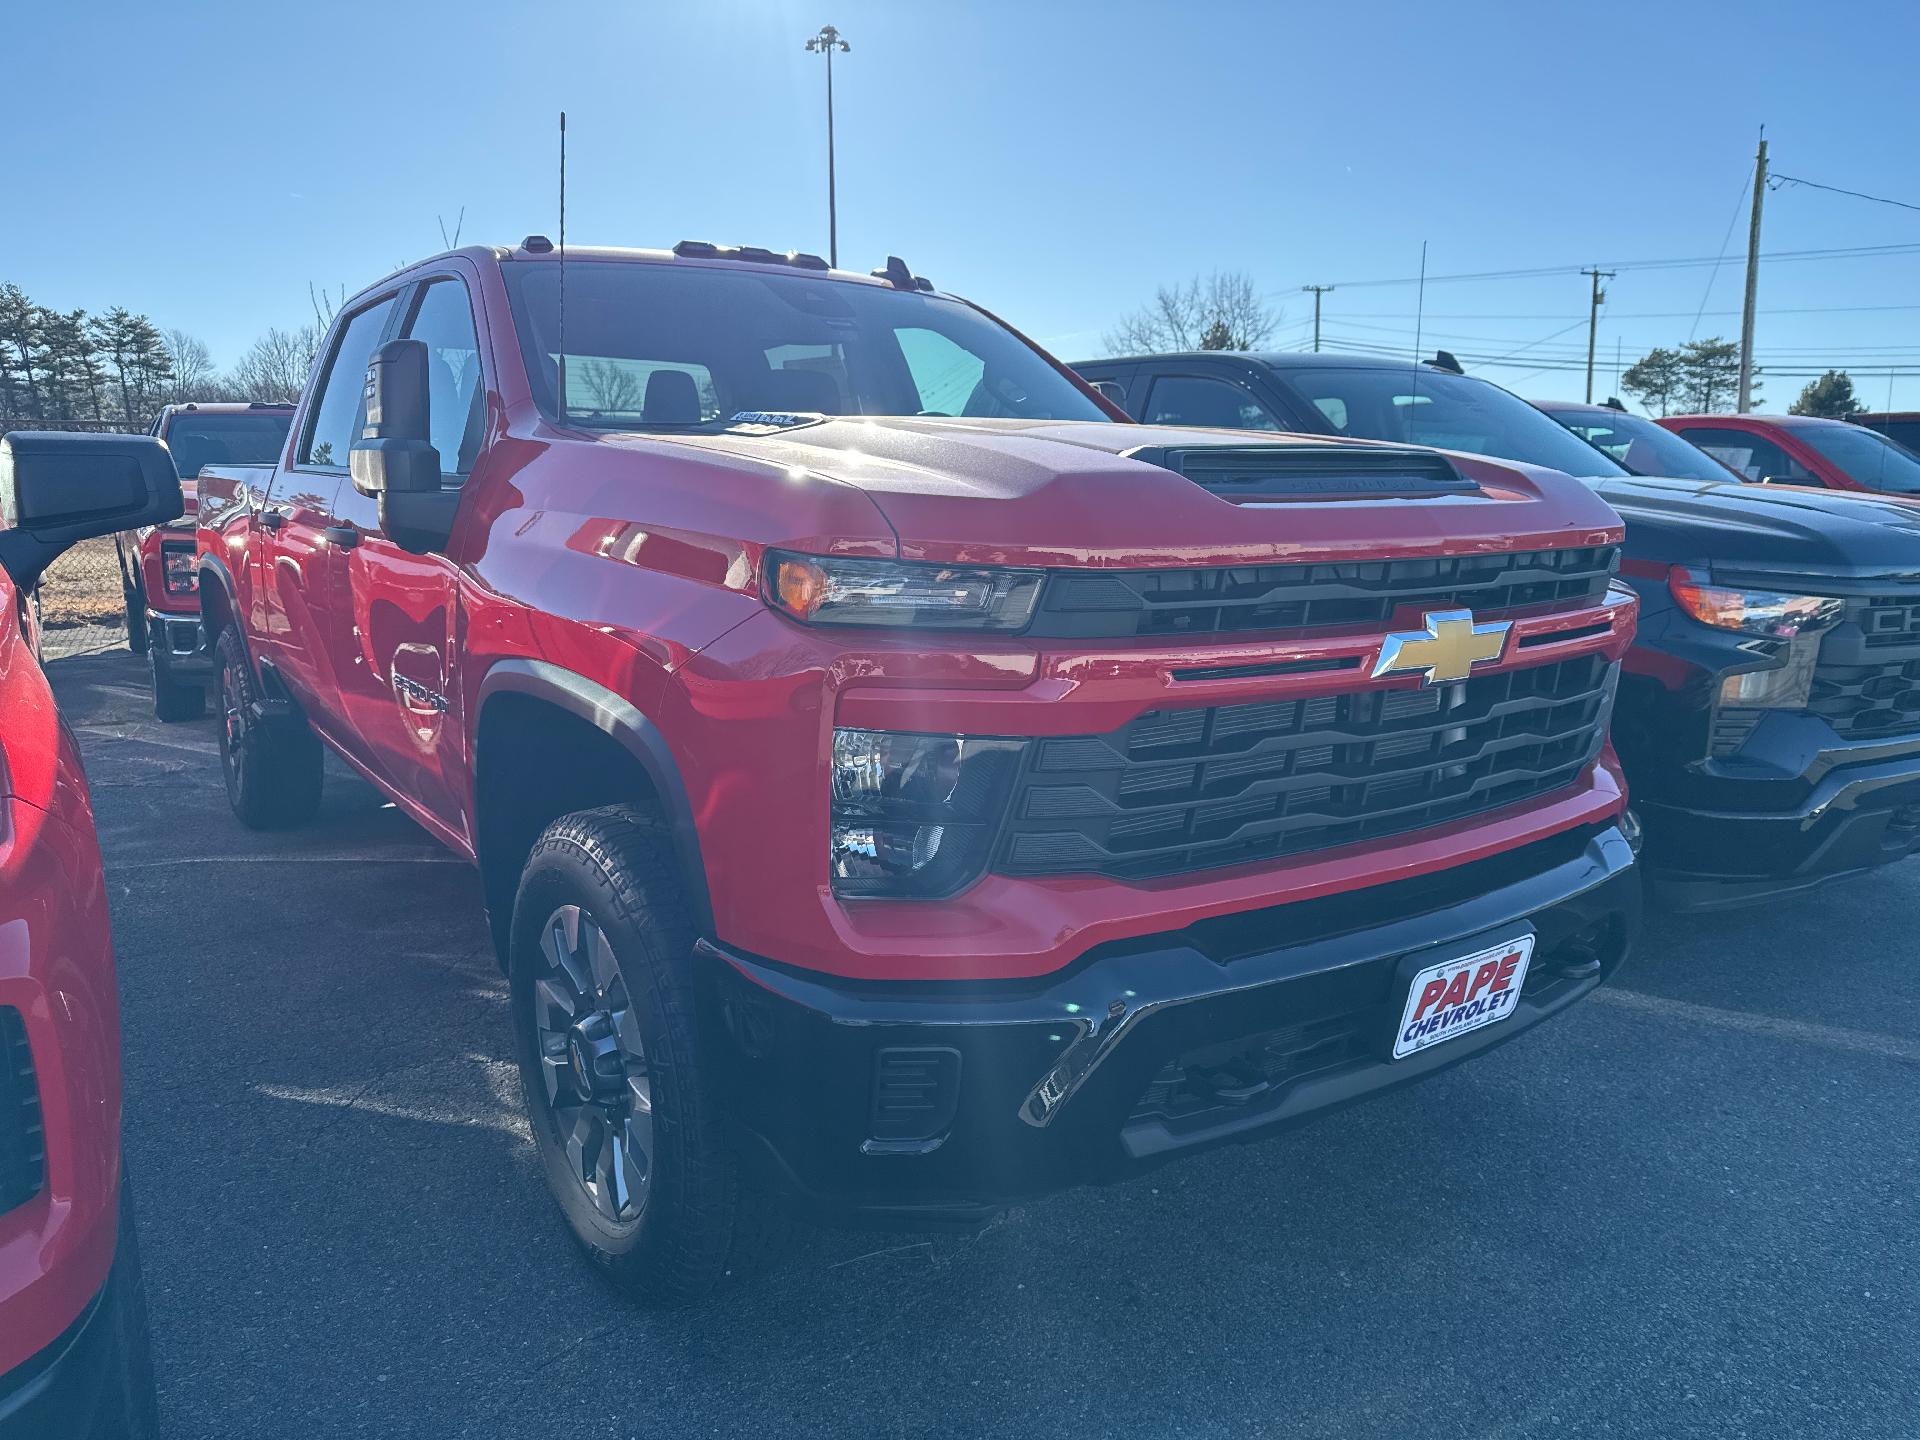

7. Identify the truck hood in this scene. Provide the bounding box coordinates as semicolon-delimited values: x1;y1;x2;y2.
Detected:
619;416;1623;568
1591;474;1920;582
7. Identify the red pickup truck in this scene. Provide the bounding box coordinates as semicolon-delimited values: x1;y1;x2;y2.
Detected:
121;402;295;720
0;432;167;1435
166;241;1635;1302
1658;412;1920;496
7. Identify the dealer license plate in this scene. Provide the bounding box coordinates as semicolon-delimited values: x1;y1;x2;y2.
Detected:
1392;934;1535;1060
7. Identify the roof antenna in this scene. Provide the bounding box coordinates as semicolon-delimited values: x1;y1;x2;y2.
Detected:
558;110;569;423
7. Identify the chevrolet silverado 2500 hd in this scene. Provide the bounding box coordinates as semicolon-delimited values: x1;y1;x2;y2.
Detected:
164;242;1635;1302
0;432;169;1435
1079;350;1920;908
122;401;294;719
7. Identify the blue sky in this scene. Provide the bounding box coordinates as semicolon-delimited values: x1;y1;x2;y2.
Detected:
10;0;1920;409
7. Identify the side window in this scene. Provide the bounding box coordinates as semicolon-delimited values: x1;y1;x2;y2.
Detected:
896;328;985;416
1680;428;1810;483
1143;374;1282;432
299;296;397;468
403;280;485;479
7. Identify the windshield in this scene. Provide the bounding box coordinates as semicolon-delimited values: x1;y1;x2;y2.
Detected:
1795;423;1920;495
162;412;292;478
1275;367;1631;478
1539;407;1736;483
501;260;1106;429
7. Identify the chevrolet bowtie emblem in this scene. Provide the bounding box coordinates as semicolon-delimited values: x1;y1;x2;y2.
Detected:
1372;609;1511;686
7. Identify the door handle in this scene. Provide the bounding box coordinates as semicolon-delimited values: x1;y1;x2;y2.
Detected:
258;509;285;531
323;524;361;550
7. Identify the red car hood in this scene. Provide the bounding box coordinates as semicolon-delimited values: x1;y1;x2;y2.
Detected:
617;417;1624;568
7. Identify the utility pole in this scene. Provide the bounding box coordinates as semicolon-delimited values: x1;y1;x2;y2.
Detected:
805;24;851;268
1581;267;1614;404
1738;130;1768;413
1302;285;1334;352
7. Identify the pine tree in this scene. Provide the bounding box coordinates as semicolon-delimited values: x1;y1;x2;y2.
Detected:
1790;369;1860;419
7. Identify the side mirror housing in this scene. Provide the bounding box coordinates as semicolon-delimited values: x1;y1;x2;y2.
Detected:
348;337;459;554
1088;380;1129;411
0;432;183;588
349;338;442;497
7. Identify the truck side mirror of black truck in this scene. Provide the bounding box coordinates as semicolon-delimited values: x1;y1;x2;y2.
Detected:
0;432;183;588
349;338;458;554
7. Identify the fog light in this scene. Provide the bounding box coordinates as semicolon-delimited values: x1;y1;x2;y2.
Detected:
828;729;1023;898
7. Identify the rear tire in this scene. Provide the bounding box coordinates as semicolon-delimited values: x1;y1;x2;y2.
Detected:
150;640;205;723
214;626;322;829
509;805;787;1305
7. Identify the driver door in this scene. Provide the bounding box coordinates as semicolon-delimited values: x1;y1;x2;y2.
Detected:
322;271;488;848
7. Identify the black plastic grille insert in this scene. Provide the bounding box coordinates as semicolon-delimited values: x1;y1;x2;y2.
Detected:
999;654;1618;880
1028;546;1619;640
0;1008;45;1217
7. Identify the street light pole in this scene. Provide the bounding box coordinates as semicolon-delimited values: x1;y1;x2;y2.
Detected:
805;24;851;268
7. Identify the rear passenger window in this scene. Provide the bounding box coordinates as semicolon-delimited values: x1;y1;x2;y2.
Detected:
403;280;486;478
1144;374;1282;431
300;296;397;468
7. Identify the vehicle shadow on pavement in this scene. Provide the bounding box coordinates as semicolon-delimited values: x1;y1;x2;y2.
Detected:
54;653;1920;1440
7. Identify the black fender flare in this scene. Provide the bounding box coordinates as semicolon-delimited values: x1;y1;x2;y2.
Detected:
472;658;715;934
195;553;240;637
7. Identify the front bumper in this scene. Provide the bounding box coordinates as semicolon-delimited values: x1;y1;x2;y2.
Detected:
148;610;211;679
699;822;1638;1226
0;1186;148;1440
1638;719;1920;911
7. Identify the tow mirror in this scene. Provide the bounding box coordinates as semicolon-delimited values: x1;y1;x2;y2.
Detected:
0;432;182;588
1088;380;1130;411
349;338;441;497
348;337;458;554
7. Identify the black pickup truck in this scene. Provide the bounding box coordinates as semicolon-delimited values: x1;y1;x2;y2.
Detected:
1076;350;1920;908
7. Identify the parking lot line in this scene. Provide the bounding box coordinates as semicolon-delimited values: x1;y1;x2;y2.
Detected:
1597;986;1920;1065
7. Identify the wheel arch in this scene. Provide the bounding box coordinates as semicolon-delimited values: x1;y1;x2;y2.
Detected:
472;659;715;966
196;553;238;640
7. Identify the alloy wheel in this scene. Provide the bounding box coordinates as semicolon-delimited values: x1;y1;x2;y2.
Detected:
532;903;654;1225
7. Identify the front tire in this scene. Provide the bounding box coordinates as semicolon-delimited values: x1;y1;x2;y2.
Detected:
214;626;322;829
150;638;205;722
510;805;782;1304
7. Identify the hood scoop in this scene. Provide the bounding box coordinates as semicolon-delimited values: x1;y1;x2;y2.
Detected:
1126;443;1480;502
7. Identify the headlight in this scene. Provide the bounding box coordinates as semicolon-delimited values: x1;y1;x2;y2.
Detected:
1717;632;1823;710
766;551;1044;631
162;542;197;596
828;728;1024;897
1668;566;1841;638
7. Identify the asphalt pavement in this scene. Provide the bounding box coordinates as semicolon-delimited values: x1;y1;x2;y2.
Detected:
50;649;1920;1439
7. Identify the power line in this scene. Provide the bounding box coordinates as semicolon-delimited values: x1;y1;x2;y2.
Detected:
1273;240;1920;294
1770;172;1920;215
1691;166;1752;342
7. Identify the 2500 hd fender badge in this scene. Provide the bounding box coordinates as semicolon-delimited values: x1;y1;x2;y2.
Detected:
1372;609;1511;685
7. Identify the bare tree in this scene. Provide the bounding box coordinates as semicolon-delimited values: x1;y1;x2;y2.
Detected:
163;329;218;401
229;325;320;402
1104;271;1280;355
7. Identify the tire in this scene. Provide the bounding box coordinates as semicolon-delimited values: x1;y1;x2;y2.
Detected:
213;626;322;829
123;577;149;656
510;805;788;1304
149;639;206;723
101;1171;162;1440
